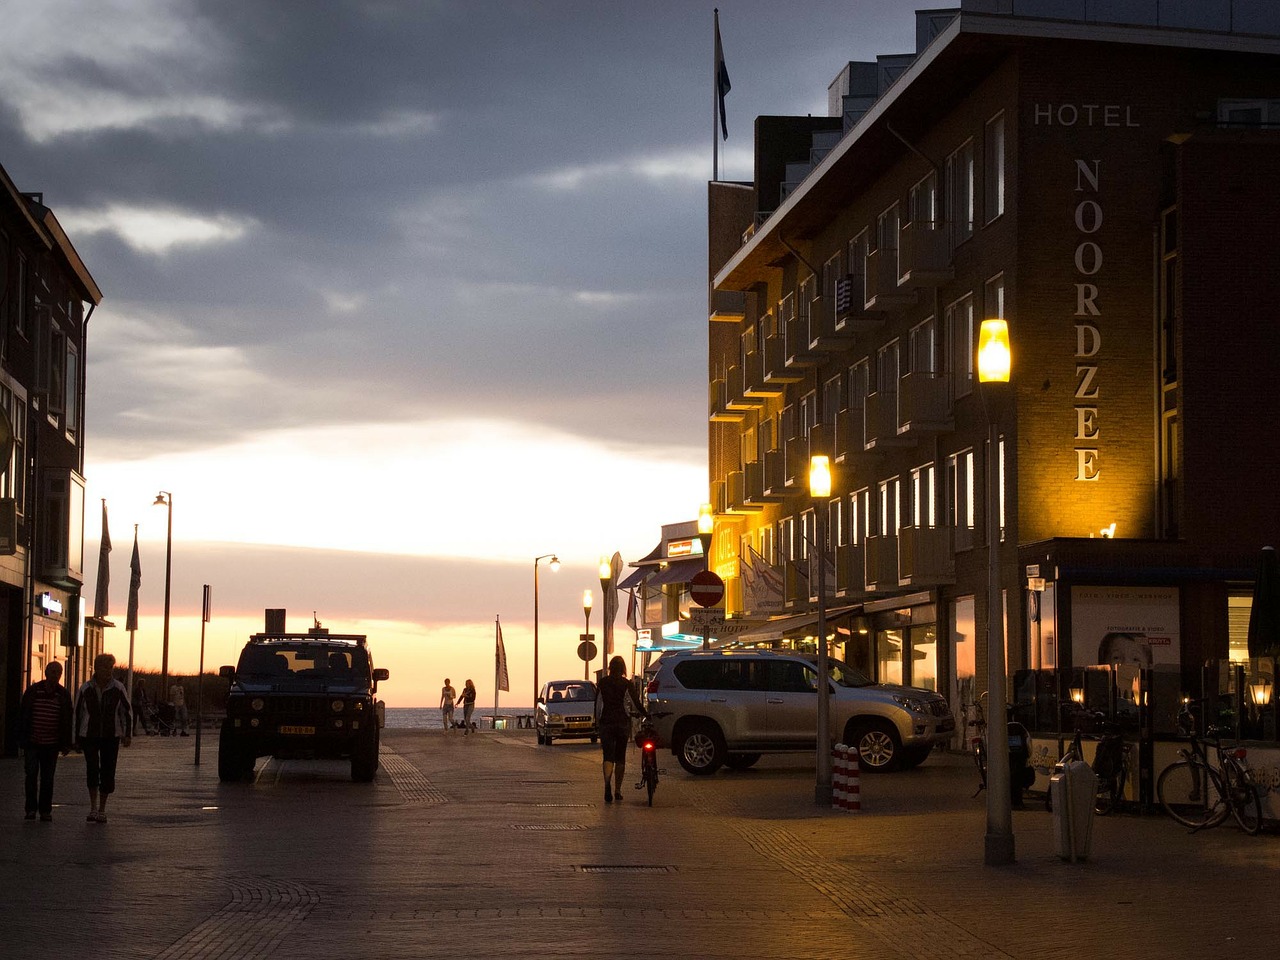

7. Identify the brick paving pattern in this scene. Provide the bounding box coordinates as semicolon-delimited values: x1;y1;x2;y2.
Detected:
1;728;1277;959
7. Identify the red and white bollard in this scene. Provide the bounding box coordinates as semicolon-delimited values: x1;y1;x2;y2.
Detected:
831;744;861;812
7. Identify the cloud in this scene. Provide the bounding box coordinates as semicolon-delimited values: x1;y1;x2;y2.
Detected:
59;203;255;254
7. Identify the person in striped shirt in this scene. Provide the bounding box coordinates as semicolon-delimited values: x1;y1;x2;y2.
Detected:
18;661;74;822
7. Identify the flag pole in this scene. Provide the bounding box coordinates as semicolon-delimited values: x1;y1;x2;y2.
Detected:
494;615;500;728
713;8;720;182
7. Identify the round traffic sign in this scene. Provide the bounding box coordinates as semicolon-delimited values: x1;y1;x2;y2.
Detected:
577;639;597;662
689;569;725;607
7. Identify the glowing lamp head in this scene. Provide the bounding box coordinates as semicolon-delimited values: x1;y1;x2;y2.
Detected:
977;318;1012;384
809;455;832;499
598;557;612;581
1069;686;1085;705
1250;678;1273;707
583;590;593;613
549;555;561;573
697;503;714;536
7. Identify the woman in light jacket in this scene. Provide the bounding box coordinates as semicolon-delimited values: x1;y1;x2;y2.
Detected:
74;652;132;823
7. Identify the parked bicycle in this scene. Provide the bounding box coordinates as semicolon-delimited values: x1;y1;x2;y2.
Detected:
1054;713;1132;816
1156;706;1263;834
969;692;1034;807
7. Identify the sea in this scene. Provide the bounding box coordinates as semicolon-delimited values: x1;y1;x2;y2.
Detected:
385;706;534;729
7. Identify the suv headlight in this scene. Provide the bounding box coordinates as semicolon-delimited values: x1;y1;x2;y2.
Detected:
251;698;265;712
331;700;345;712
891;695;928;713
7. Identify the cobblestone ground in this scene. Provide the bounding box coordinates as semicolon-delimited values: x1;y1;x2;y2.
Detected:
2;729;1277;959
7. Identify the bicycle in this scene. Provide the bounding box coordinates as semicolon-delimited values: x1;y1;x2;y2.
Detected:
634;718;660;806
1156;708;1263;834
1055;714;1132;816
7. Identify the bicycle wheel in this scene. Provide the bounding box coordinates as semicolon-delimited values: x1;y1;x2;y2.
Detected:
1223;761;1263;835
1158;759;1229;829
643;758;658;807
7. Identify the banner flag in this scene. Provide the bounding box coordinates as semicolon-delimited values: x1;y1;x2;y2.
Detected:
626;588;638;631
125;526;141;632
496;616;510;692
742;545;785;614
715;9;731;140
93;500;111;619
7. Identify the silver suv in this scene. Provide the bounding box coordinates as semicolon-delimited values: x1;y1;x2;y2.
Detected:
646;649;954;774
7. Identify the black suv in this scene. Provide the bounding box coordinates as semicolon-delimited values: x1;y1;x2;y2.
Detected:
218;629;390;783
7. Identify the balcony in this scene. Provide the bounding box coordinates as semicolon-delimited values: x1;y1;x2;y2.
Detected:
783;434;808;489
784;559;807;609
724;366;764;412
725;471;745;510
784;312;820;369
710;288;748;323
762;448;788;499
743;460;769;509
834;541;868;598
763;333;803;385
898;223;954;288
898;526;956;586
742;348;782;401
807;295;854;352
709;378;746;422
864;533;899;591
834;276;884;336
897;372;953;435
864;249;917;312
864;391;913;450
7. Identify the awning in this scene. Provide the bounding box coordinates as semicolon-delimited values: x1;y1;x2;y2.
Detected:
617;566;652;590
731;605;862;643
648;557;707;585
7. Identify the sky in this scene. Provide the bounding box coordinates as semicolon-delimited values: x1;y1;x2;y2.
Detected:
1;0;915;706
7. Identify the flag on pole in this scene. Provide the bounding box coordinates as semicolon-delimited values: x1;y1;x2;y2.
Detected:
125;526;141;632
93;500;111;619
626;588;638;632
495;616;509;692
715;8;731;140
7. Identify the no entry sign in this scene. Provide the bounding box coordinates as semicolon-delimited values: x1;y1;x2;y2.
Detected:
689;570;725;607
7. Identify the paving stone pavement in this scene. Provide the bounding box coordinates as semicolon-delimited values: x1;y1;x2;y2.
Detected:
2;728;1277;959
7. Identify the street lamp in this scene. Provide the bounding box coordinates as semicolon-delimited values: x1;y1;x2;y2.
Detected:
809;455;833;806
978;317;1015;865
582;589;593;681
533;554;559;706
697;502;714;557
154;491;173;697
599;557;613;681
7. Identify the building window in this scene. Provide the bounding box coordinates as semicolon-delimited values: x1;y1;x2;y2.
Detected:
850;358;870;406
946;139;975;243
779;515;795;564
909;171;938;226
984;273;1004;323
877;202;901;279
855;487;871;539
822;251;842;303
760;525;775;566
908;317;937;374
64;339;78;442
876;340;900;394
15;253;28;337
0;381;27;510
984;112;1005;224
946;293;974;399
1217;98;1280;126
948;448;976;549
879;477;900;536
800;390;817;440
823;374;843;424
911;463;936;528
1160;208;1178;384
849;230;869;303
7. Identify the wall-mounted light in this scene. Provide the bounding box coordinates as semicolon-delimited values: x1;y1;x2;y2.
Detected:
1099;522;1116;539
1069;686;1085;705
1249;677;1273;707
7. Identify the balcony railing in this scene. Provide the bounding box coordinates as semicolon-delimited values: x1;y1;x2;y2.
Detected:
710;288;748;322
865;391;913;450
834;275;884;335
725;365;764;410
864;533;899;591
897;371;952;435
784;310;820;369
763;333;803;385
709;378;746;422
898;222;954;288
898;525;956;586
808;295;853;352
864;249;917;311
835;541;868;597
763;448;787;498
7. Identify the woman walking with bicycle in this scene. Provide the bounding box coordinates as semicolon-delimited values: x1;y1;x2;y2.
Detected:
595;656;646;804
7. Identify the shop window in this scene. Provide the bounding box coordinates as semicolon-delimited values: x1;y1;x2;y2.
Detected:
1029;584;1058;670
1228;595;1253;663
911;624;938;692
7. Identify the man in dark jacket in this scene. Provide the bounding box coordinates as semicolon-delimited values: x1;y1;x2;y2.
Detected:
18;661;75;822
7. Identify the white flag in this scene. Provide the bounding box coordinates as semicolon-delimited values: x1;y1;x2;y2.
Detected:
496;617;509;693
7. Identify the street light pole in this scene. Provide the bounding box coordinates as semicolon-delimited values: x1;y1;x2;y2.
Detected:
978;318;1015;866
810;456;833;806
533;554;559;707
582;590;593;681
154;491;173;696
599;558;612;681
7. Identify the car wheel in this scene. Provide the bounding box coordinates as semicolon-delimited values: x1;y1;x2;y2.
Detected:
351;726;380;783
545;735;554;746
536;731;546;745
725;753;761;771
676;722;726;775
218;726;248;783
849;719;901;772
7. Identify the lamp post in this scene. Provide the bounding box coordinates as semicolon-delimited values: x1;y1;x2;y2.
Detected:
697;504;715;650
977;318;1014;865
582;590;593;681
810;455;833;806
154;491;173;696
599;557;613;680
533;554;559;706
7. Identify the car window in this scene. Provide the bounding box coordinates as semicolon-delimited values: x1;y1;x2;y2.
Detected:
549;683;595;701
765;660;817;693
673;659;763;691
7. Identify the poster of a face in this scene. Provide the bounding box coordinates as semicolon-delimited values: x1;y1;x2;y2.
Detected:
1070;586;1180;668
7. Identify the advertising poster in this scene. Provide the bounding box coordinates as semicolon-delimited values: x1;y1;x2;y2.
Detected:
1070;585;1180;667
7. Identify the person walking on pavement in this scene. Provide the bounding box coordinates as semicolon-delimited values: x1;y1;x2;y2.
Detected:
133;680;154;736
75;653;132;823
457;679;477;733
18;661;74;822
168;680;189;736
595;656;647;804
440;678;456;730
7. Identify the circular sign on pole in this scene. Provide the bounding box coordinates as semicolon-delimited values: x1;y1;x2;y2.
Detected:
689;570;725;607
577;639;597;662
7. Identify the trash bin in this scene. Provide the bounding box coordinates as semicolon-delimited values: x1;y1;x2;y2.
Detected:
1049;759;1097;862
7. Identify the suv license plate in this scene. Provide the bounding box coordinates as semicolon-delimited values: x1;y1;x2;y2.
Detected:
281;725;316;735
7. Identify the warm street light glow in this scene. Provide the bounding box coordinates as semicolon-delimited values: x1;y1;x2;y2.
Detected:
583;590;593;613
1250;677;1273;707
809;455;832;499
978;318;1011;383
697;503;714;536
1070;686;1085;705
598;557;612;580
549;556;561;572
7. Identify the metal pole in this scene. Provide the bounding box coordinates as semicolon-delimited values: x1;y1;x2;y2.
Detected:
984;417;1014;864
195;584;209;765
533;560;540;707
159;493;173;695
815;507;832;805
